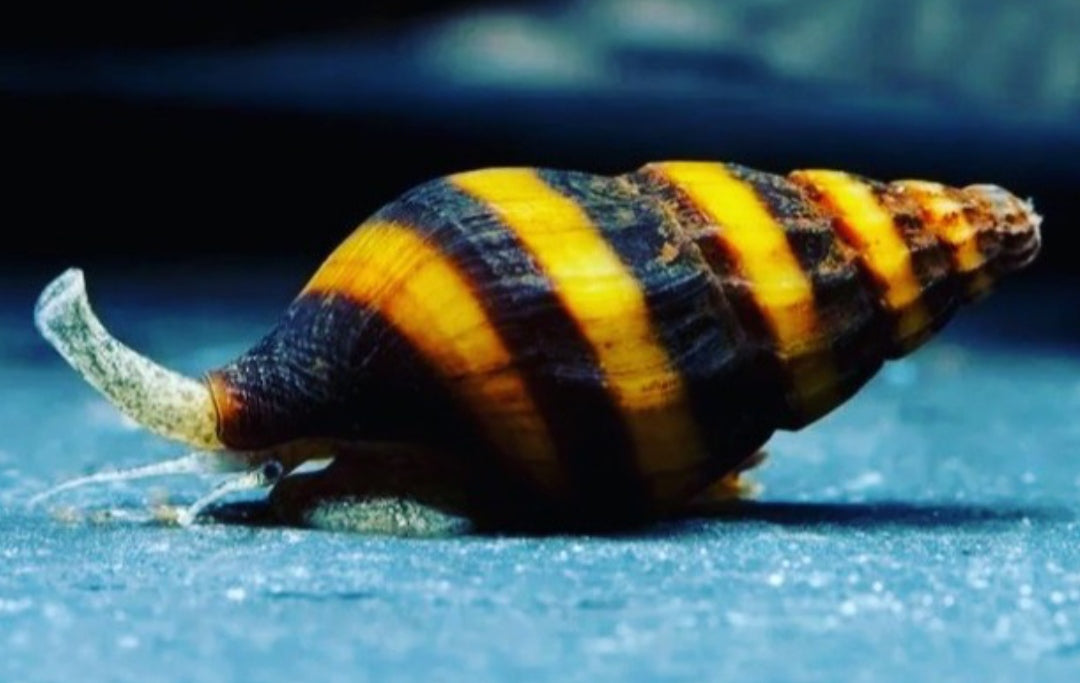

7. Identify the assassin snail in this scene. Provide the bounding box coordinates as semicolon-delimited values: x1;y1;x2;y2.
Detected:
31;162;1042;533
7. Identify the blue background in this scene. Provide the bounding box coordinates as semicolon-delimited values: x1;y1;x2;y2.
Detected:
2;2;1079;680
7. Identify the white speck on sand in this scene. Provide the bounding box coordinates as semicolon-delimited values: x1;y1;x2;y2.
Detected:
225;587;247;602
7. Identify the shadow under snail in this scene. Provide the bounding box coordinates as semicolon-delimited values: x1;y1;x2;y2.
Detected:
32;162;1042;534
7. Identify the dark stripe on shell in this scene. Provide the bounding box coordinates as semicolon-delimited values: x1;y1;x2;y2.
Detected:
627;165;795;426
214;294;598;528
725;164;888;413
870;181;962;348
375;177;650;518
548;167;782;472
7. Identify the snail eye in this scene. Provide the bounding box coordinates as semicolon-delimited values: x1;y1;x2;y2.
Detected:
260;460;285;484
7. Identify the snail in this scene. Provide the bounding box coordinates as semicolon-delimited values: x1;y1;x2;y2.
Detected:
32;162;1042;534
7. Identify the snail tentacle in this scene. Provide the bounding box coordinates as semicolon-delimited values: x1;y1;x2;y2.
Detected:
27;451;220;507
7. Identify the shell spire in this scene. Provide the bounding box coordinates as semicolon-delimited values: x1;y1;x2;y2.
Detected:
34;268;223;450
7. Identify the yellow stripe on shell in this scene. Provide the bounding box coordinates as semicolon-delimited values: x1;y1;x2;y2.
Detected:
451;167;705;483
303;220;564;489
649;161;837;419
792;169;930;344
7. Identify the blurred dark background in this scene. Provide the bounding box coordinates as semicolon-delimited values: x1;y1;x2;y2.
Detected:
3;0;1079;287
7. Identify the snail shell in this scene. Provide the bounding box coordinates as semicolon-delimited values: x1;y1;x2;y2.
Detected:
34;161;1042;532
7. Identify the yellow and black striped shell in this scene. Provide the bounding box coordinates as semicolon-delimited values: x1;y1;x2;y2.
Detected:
205;161;1041;528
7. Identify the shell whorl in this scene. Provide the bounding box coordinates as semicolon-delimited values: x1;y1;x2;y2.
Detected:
636;163;1041;424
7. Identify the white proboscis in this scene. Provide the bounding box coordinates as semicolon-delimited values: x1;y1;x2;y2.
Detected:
34;268;222;449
